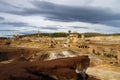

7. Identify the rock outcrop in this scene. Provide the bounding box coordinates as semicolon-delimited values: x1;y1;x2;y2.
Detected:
0;56;90;80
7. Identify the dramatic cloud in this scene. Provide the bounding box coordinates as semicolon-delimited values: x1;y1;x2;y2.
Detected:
32;1;120;23
41;27;59;30
0;29;18;31
0;0;120;37
0;17;4;20
3;1;120;27
71;26;89;29
0;22;28;27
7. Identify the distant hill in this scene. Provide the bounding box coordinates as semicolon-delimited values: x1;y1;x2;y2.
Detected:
1;32;120;39
19;32;68;38
0;37;8;39
83;32;120;37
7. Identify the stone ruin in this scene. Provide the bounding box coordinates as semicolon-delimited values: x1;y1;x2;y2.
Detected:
67;32;78;43
66;32;89;48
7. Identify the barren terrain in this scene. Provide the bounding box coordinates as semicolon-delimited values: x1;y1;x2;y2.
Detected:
0;35;120;80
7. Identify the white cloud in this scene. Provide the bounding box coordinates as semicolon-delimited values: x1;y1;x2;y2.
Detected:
0;0;35;8
0;12;120;35
43;0;120;13
1;0;120;12
0;0;120;37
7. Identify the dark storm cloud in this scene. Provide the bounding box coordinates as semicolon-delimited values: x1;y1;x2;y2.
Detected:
19;31;34;35
19;30;42;35
0;17;4;20
41;27;59;30
7;1;120;27
0;22;28;27
32;1;120;23
29;25;60;30
101;20;120;27
71;26;89;29
0;29;18;31
0;1;23;13
1;1;120;27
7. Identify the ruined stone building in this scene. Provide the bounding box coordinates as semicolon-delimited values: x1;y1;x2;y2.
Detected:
12;33;19;41
77;34;89;48
67;32;78;43
81;34;85;41
66;32;89;48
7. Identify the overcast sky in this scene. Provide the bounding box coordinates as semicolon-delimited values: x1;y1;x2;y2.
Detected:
0;0;120;37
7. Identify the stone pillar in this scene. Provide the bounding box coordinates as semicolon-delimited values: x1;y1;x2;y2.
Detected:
81;34;85;43
37;30;40;37
81;34;85;40
117;50;120;64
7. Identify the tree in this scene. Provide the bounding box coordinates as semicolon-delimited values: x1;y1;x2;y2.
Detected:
68;30;71;34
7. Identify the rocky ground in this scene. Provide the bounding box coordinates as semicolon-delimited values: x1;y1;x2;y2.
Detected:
0;47;101;80
0;37;120;80
87;64;120;80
